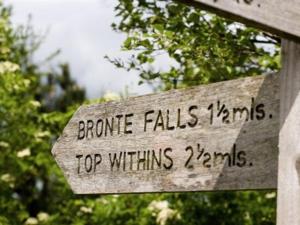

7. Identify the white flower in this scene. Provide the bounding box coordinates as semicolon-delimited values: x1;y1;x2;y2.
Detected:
0;47;10;54
24;217;38;225
13;84;20;91
23;79;31;87
17;148;31;158
80;206;93;214
1;173;15;183
148;200;180;225
0;61;20;74
157;208;180;225
37;212;49;222
1;173;15;188
103;91;120;101
265;192;276;199
0;141;9;148
148;200;169;212
30;100;41;108
97;198;109;205
35;131;50;138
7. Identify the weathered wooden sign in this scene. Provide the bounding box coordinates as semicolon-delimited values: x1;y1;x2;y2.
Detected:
52;73;279;194
178;0;300;40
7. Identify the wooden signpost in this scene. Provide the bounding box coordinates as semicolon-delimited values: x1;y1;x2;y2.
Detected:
52;74;279;194
52;0;300;224
178;0;300;41
277;40;300;225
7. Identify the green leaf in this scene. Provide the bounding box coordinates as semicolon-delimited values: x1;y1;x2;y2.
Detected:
123;37;133;49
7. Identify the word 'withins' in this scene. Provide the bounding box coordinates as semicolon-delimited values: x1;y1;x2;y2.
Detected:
109;148;173;172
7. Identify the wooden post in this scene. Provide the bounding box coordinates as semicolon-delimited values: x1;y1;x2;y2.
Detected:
177;0;300;42
277;40;300;224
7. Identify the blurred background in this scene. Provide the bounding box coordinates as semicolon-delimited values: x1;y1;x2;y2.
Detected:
0;0;280;224
9;0;152;99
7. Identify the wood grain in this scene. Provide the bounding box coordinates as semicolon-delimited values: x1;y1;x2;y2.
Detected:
277;40;300;224
52;74;279;194
178;0;300;41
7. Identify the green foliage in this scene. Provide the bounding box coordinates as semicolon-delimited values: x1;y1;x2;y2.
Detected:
0;2;84;224
107;0;280;90
0;1;85;113
38;63;85;113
